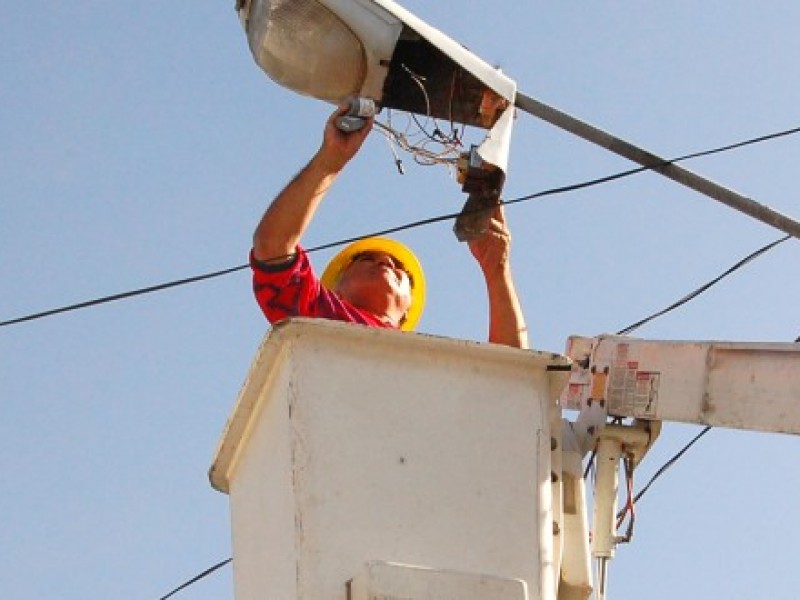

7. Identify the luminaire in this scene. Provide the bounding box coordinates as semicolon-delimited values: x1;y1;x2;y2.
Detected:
236;0;519;239
237;0;800;241
236;0;515;128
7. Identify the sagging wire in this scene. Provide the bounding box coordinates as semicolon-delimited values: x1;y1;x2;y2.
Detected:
628;425;712;508
617;235;791;336
380;121;406;175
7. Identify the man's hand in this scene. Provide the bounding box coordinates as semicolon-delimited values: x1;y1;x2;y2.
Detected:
467;203;529;349
316;104;374;173
467;204;512;281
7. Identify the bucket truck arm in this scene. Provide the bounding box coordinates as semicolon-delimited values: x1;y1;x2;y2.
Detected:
561;335;800;436
553;334;799;600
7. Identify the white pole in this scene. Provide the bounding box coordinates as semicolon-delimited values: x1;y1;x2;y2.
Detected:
592;437;623;600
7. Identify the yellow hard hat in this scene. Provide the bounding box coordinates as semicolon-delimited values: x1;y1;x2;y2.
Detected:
320;237;426;331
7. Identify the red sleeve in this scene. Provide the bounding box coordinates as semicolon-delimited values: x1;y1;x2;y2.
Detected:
250;247;321;324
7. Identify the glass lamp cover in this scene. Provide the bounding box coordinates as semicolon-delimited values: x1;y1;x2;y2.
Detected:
247;0;367;102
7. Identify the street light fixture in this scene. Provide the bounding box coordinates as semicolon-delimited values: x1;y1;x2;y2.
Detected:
236;0;515;127
236;0;800;241
236;0;519;240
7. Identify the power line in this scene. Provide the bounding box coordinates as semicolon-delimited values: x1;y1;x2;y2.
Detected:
3;123;800;330
631;426;712;508
616;235;791;336
158;557;231;600
506;123;800;206
0;264;250;328
516;92;800;239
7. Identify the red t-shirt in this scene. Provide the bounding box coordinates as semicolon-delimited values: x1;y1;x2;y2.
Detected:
250;246;396;329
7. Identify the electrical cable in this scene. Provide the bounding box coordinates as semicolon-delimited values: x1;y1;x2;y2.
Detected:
370;65;463;168
583;448;597;480
627;425;712;508
400;63;462;149
616;235;790;335
0;263;250;328
3;124;799;329
506;122;800;207
158;557;231;600
0;211;460;329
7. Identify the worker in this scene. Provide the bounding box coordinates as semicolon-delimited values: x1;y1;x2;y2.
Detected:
250;104;529;349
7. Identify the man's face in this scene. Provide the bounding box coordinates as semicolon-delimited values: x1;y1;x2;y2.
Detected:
334;251;413;321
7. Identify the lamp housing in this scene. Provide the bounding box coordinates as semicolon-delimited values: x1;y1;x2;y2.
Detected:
236;0;516;130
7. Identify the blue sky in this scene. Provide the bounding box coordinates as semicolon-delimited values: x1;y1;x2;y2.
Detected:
2;2;799;598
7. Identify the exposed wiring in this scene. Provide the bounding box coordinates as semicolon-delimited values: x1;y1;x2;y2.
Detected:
400;63;463;148
447;70;459;137
370;63;464;171
401;64;433;129
373;120;460;168
383;127;405;174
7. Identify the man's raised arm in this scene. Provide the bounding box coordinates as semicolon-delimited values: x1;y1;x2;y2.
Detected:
467;204;529;349
253;106;373;264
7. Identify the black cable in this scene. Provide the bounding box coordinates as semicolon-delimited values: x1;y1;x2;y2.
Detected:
158;557;232;600
616;235;790;335
3;123;799;329
507;123;800;206
629;426;712;507
0;264;250;328
583;448;597;480
680;125;800;161
0;208;468;329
